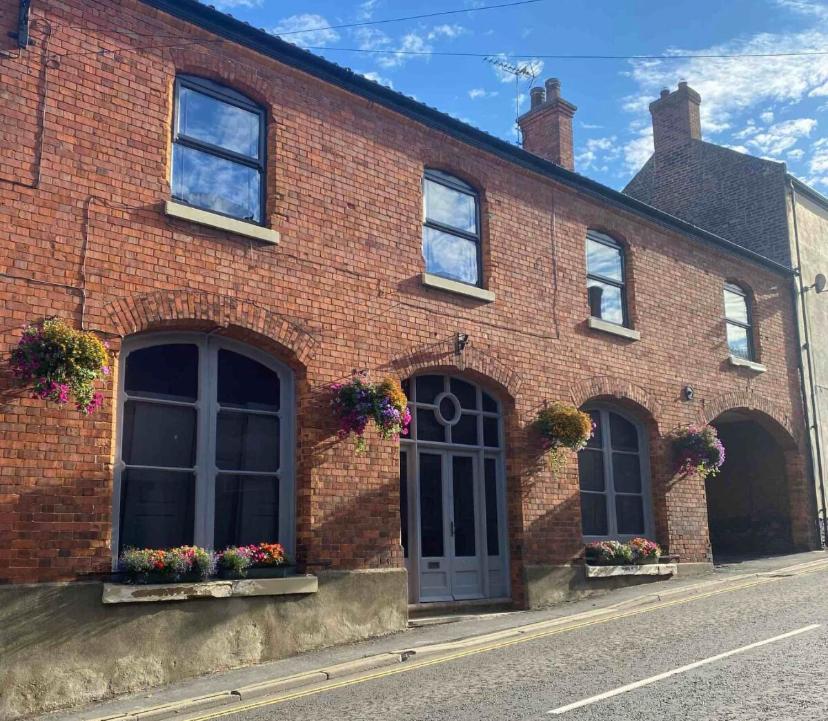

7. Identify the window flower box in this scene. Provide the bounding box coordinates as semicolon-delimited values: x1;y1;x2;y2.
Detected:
585;563;677;578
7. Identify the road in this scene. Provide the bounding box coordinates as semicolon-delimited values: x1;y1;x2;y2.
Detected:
195;565;828;721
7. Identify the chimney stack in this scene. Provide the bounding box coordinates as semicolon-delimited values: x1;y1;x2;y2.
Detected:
517;77;577;171
649;81;701;155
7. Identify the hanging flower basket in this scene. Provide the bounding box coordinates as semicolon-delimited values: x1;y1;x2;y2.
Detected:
9;318;110;414
330;371;411;453
532;402;594;470
668;424;726;478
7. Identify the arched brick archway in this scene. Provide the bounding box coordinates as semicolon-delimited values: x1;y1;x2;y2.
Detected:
568;376;663;433
699;390;797;446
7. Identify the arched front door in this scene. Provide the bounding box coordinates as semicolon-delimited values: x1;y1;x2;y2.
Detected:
400;375;508;603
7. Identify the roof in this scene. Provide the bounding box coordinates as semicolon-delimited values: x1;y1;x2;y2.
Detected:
789;175;828;209
140;0;792;276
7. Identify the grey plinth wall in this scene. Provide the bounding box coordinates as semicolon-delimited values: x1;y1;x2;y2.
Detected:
0;568;407;721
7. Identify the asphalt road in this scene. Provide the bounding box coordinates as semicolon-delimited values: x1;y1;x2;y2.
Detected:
210;566;828;721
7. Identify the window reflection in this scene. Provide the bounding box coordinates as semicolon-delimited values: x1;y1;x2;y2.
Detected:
586;231;627;327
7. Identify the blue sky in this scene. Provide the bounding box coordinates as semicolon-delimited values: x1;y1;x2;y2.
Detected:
208;0;828;191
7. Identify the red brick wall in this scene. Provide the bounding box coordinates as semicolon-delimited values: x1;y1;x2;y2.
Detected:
0;0;814;587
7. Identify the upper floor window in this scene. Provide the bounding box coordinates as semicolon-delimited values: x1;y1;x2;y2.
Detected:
586;231;627;327
422;169;481;287
723;283;754;360
171;76;265;224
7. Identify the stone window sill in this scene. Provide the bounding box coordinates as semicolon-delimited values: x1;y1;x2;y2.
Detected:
585;563;676;578
165;200;280;244
587;316;641;341
728;355;767;373
421;273;495;302
101;574;318;604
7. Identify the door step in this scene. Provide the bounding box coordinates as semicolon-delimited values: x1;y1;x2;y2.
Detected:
408;596;514;626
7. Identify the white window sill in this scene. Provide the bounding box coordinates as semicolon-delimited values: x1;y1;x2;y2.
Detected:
421;273;495;302
728;355;766;373
165;200;280;244
101;574;318;604
585;563;676;578
587;316;641;341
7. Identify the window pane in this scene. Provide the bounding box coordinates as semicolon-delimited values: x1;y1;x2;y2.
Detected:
483;416;499;447
400;453;408;558
451;413;478;445
424;177;477;234
450;378;478;409
216;411;280;472
423;226;480;285
482;391;498;413
580;492;608;536
586;237;622;281
172;144;261;222
416;375;443;404
587;279;624;325
484;458;499;556
727;322;751;360
417;408;446;442
612;453;642;493
419;453;444;557
119;469;194;551
122;401;197;468
724;288;749;324
452;456;476;557
178;85;260;159
439;396;458;423
125;344;198;402
218;349;280;411
616;495;645;535
586;410;602;448
578;449;605;492
609;413;639;452
214;474;278;549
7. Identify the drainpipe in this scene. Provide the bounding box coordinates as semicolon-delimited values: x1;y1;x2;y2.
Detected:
788;179;828;547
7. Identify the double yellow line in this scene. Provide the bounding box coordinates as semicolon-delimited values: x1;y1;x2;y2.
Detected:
184;561;828;721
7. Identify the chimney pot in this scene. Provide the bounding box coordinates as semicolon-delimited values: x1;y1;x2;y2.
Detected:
517;77;577;170
660;88;670;99
545;77;561;100
649;81;702;155
530;86;545;109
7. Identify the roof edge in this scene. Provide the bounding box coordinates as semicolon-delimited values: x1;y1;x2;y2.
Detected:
789;175;828;209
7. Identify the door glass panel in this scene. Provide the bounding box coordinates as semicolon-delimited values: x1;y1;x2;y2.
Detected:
214;474;279;549
218;349;280;411
452;456;476;557
119;469;195;551
400;453;408;558
450;378;478;409
122;401;197;468
578;449;605;492
417;408;445;442
580;492;608;536
216;411;280;472
419;454;444;557
483;416;499;447
416;375;444;404
616;495;645;535
451;413;478;445
612;453;642;493
484;458;499;556
609;413;639;452
125;344;198;401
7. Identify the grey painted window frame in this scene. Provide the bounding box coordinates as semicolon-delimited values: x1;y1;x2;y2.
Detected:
422;168;484;289
586;230;629;328
171;74;267;225
723;282;756;362
111;332;295;566
579;403;654;542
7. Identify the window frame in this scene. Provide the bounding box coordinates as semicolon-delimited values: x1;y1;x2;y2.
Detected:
171;75;267;225
422;168;483;288
578;404;654;542
723;282;755;361
111;332;295;565
585;230;629;328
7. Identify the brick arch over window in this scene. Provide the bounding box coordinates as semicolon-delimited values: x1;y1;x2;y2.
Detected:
104;290;318;366
569;376;662;432
699;390;798;448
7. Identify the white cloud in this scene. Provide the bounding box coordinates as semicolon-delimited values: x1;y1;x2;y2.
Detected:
774;0;828;17
468;88;498;99
760;110;775;123
623;128;655;173
357;0;380;20
576;136;620;172
361;71;394;88
788;147;806;159
376;31;431;69
211;0;263;8
427;24;468;40
746;117;817;156
272;14;339;48
581;122;604;130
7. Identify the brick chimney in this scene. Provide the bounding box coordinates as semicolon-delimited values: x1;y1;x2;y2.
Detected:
517;78;577;170
650;81;701;154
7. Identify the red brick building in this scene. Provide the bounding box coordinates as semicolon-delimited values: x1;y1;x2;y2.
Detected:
0;1;818;716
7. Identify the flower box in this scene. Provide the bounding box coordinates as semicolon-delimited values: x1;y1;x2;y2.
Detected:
218;564;295;580
585;563;677;578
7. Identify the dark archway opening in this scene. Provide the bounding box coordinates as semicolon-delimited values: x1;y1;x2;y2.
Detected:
706;411;794;559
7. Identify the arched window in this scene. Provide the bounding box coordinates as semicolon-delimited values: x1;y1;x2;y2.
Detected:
171;75;266;224
723;283;754;361
577;406;652;539
114;333;294;556
422;169;482;287
586;230;628;327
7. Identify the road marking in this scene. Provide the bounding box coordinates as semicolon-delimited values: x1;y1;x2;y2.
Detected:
548;623;822;715
181;563;828;721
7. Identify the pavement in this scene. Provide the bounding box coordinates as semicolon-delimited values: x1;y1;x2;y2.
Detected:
42;550;828;721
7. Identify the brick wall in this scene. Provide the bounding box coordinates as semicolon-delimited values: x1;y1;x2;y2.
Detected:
0;0;814;587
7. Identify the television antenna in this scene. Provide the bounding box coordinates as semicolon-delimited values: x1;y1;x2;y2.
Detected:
485;56;539;144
